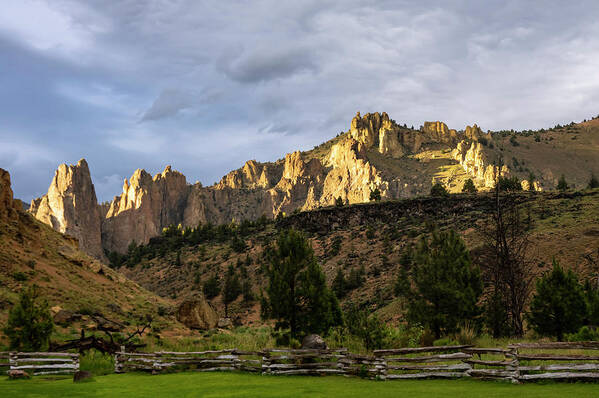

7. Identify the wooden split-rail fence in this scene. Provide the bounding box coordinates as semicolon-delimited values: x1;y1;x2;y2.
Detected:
114;341;599;383
1;352;79;376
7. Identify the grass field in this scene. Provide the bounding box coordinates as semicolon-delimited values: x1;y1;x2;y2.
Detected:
2;372;599;398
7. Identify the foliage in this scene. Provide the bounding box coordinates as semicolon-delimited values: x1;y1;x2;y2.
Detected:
203;275;221;299
223;265;242;316
462;178;477;193
369;188;381;202
566;326;599;342
262;229;342;337
107;217;270;269
528;260;587;341
393;266;410;297
584;280;599;326
496;176;522;192
344;304;386;350
484;290;510;338
430;182;449;197
401;230;482;338
335;197;344;207
557;174;569;191
3;285;54;351
588;174;599;189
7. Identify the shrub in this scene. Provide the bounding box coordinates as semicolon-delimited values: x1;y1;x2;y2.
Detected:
369;188;381;202
566;326;599;342
335;197;344;207
557;174;569;192
588;174;599;189
430;182;449;197
203;275;221;299
528;260;587;341
461;178;477;193
497;176;522;192
3;285;54;351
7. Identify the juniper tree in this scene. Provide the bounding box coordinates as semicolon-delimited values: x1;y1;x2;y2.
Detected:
404;230;482;338
462;178;477;193
3;285;54;351
430;182;449;197
262;229;342;337
223;265;242;317
528;260;587;341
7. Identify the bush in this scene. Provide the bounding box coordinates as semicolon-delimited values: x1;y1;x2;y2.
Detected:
528;260;587;341
369;188;381;202
203;275;221;299
557;174;569;192
497;176;522;192
430;182;449;197
3;285;54;351
335;197;344;207
566;326;599;342
462;179;477;193
588;174;599;189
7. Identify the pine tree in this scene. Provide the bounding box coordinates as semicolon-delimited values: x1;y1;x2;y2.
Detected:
332;268;347;298
369;188;381;201
223;265;242;317
528;260;587;341
557;174;569;192
430;182;449;197
462;179;477;193
3;285;54;351
588;174;599;189
406;230;482;338
262;229;342;337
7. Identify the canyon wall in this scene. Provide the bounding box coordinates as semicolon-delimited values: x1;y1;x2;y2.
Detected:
29;112;529;258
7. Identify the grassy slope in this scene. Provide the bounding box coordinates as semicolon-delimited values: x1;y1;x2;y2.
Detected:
120;190;599;326
0;210;185;346
2;373;598;398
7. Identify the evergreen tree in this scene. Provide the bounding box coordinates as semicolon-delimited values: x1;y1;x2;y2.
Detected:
3;285;54;351
335;197;344;207
583;280;599;326
332;268;347;298
393;266;410;297
557;174;569;192
203;275;221;299
588;174;599;189
528;260;587;341
406;230;482;338
497;176;522;192
462;179;477;193
223;265;242;317
528;172;536;191
242;280;254;303
369;188;381;202
484;290;510;338
430;182;449;197
262;229;342;337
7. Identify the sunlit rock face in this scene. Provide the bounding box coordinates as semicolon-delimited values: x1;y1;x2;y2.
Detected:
29;159;106;261
0;168;20;221
101;166;189;253
32;111;544;258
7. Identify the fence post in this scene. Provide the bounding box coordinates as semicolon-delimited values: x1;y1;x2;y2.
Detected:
508;347;519;384
8;352;17;371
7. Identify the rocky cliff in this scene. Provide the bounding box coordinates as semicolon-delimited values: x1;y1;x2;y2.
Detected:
29;159;105;260
0;168;20;221
30;112;598;258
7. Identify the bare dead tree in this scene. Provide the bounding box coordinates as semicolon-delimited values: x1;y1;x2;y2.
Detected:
477;172;536;337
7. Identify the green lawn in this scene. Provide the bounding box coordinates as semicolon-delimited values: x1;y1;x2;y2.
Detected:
2;372;599;397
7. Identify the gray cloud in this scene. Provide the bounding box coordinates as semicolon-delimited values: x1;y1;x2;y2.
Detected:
1;0;599;202
141;89;194;121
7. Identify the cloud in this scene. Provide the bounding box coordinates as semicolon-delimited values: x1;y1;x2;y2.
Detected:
3;0;599;203
141;89;194;121
217;45;318;83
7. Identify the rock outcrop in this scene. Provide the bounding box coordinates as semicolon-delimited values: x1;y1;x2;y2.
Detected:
176;297;218;330
102;166;189;253
29;160;105;260
0;168;18;220
34;112;561;259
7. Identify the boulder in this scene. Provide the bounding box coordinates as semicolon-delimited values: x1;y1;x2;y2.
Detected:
217;318;233;329
73;370;93;382
8;369;30;379
301;334;327;350
176;298;218;330
53;310;82;325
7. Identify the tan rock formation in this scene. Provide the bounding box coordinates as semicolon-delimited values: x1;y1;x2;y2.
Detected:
452;141;507;188
176;297;218;330
422;121;458;143
101;165;189;253
0;168;19;220
29;159;105;260
216;160;282;189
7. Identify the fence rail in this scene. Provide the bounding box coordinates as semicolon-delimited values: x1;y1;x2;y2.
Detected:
1;352;79;376
112;341;599;383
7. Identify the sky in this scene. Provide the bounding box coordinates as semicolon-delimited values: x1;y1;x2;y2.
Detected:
1;1;599;203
